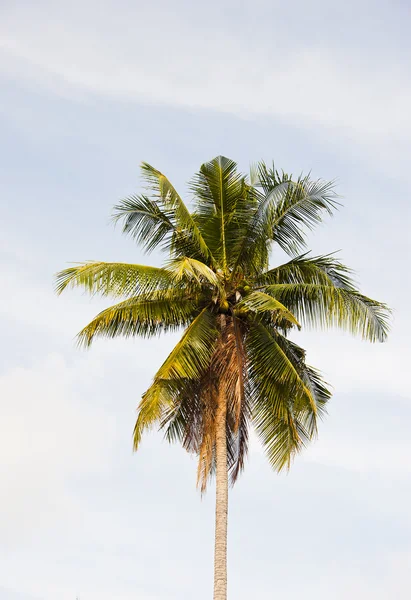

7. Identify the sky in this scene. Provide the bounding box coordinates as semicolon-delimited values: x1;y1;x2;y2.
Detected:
0;0;410;598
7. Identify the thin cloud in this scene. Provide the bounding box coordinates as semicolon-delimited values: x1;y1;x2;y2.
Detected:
1;1;410;148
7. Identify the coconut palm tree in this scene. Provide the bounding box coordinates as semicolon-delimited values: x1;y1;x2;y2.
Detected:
56;156;390;600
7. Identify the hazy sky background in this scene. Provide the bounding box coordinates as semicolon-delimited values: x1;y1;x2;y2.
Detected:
1;1;410;599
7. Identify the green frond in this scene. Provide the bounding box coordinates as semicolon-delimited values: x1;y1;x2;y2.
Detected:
252;161;290;194
260;253;356;289
246;324;324;470
271;176;339;255
236;291;301;328
166;257;221;288
112;194;175;253
236;163;339;269
265;283;390;342
273;333;332;434
134;379;184;451
247;323;315;414
55;261;173;297
254;405;310;471
133;308;220;450
247;322;317;470
77;296;198;346
231;180;292;276
153;308;219;380
140;162;216;265
231;165;338;275
190;156;249;272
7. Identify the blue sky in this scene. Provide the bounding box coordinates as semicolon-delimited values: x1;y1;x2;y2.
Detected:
1;1;410;599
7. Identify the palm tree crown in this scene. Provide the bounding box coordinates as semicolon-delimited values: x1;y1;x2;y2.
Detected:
56;156;390;490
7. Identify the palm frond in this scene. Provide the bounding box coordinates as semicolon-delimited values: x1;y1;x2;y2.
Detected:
246;322;317;470
231;177;292;276
112;194;175;253
264;283;390;342
166;257;220;288
133;378;185;451
152;307;219;380
247;322;316;416
273;333;332;436
271;176;339;255
140;162;216;265
161;377;208;449
55;261;173;297
236;291;301;328
134;308;220;450
190;156;248;272
259;253;356;289
77;296;198;346
231;161;339;276
254;403;310;471
159;370;218;492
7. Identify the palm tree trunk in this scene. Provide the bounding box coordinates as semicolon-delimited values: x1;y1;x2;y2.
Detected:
213;382;228;600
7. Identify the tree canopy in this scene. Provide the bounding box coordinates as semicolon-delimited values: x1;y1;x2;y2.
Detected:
56;156;390;490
